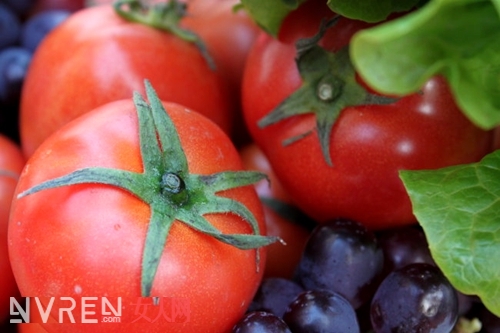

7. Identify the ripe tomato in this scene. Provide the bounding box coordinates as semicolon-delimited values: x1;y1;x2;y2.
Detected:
242;0;494;230
183;0;261;145
9;83;271;332
20;3;233;158
493;126;500;151
182;0;260;98
0;134;25;323
16;299;48;333
17;323;48;333
240;143;312;279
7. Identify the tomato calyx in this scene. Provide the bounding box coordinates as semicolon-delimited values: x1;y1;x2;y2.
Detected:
258;18;398;166
16;80;279;297
260;196;317;231
0;170;19;180
113;0;215;69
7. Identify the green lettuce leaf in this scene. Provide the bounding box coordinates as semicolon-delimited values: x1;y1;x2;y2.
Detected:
399;150;500;317
239;0;304;36
350;0;500;130
239;0;424;36
326;0;423;22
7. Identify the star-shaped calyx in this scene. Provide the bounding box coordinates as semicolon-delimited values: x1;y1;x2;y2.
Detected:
17;80;279;297
258;17;398;166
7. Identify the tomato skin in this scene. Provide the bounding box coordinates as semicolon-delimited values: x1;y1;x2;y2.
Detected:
180;0;261;146
0;134;25;323
16;298;49;333
10;100;266;332
240;144;311;279
17;324;48;333
493;126;500;150
242;1;494;230
20;4;232;159
183;0;260;95
84;0;260;94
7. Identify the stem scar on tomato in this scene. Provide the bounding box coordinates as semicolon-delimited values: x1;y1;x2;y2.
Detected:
16;80;280;297
113;0;216;70
258;17;398;166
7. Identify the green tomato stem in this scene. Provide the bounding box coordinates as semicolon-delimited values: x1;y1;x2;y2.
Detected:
112;0;216;69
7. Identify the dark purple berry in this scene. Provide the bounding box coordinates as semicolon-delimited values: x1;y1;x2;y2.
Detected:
480;306;500;333
232;311;292;333
294;218;384;309
370;263;458;333
2;0;34;17
377;225;435;276
0;3;21;49
283;289;360;333
249;277;304;318
0;46;32;103
21;9;71;52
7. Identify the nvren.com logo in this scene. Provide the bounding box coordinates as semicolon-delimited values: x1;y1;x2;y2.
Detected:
10;296;190;324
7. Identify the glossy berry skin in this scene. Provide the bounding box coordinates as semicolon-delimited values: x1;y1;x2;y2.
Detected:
0;47;32;104
283;290;360;333
232;311;292;333
0;3;21;49
370;263;458;333
377;225;435;277
249;277;305;318
21;9;71;52
480;307;500;333
2;0;34;16
294;218;384;309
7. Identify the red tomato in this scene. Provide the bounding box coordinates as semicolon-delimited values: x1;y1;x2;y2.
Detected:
242;0;494;230
16;299;49;333
0;134;25;323
182;0;260;98
240;143;311;279
9;91;268;332
493;126;500;151
20;4;233;158
17;324;48;333
183;0;262;145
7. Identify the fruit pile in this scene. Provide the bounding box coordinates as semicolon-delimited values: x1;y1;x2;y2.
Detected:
0;0;499;332
236;222;480;333
0;0;80;140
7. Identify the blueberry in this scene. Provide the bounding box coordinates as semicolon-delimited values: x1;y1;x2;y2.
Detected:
21;9;71;52
293;218;384;309
0;46;32;103
283;289;360;333
370;263;458;333
232;311;292;333
249;277;304;318
377;225;435;277
2;0;34;17
0;3;21;49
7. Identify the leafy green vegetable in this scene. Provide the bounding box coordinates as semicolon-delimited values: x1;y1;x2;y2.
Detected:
350;0;500;130
240;0;304;36
399;150;500;317
326;0;422;22
239;0;422;36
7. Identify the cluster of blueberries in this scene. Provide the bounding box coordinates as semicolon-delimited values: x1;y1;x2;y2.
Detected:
0;0;72;141
232;219;500;333
0;0;70;104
